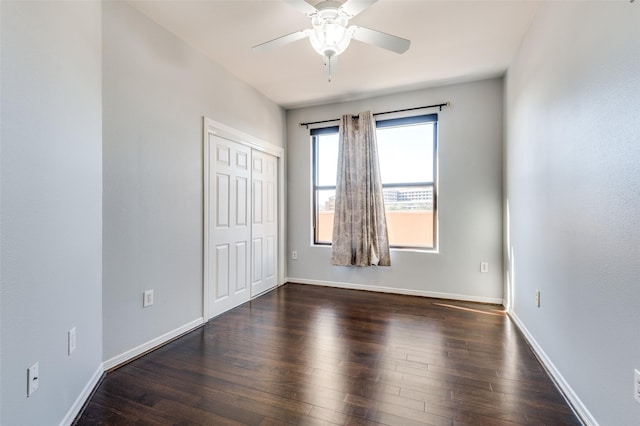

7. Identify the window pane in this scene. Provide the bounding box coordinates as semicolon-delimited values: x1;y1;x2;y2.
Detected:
377;123;434;184
315;189;335;244
316;133;339;186
384;186;434;248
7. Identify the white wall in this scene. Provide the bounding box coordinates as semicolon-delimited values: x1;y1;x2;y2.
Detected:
102;2;285;363
287;78;504;302
0;1;103;425
504;2;640;425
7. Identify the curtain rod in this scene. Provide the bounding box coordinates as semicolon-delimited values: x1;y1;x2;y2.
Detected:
299;101;450;128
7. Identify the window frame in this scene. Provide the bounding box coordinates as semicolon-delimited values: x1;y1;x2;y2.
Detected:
312;113;438;250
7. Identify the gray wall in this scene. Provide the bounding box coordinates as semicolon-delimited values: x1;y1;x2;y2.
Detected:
0;1;285;423
504;2;640;425
287;78;504;302
102;2;285;362
0;1;103;425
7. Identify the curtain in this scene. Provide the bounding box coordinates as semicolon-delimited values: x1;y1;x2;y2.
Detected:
331;111;391;266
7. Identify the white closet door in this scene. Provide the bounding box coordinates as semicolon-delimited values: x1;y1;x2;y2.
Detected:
250;150;278;297
207;135;251;318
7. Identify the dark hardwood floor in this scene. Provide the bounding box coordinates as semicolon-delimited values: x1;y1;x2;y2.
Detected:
76;283;582;425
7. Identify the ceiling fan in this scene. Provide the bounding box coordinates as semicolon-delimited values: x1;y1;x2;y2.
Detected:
252;0;411;81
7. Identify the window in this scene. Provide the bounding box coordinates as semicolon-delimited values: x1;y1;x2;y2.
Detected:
312;114;438;249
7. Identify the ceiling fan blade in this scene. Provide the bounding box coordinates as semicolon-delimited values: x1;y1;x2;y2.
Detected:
252;30;310;52
283;0;318;16
340;0;378;18
324;54;338;82
350;26;410;54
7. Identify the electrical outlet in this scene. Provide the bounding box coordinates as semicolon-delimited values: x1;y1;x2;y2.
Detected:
27;362;39;397
480;262;489;273
292;250;298;260
634;369;640;404
68;327;76;355
535;290;541;308
143;290;154;308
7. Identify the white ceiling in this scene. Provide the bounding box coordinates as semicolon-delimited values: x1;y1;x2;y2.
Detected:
129;0;541;109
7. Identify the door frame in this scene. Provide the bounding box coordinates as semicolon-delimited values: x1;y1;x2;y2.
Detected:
203;118;285;321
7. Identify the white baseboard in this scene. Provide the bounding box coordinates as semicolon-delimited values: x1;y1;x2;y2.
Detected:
508;311;598;426
60;364;104;426
286;278;503;305
102;317;204;371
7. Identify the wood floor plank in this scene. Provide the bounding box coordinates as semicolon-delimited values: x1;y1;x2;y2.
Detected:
75;283;582;425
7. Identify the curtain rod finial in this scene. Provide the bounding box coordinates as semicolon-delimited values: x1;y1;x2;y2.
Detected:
440;101;451;111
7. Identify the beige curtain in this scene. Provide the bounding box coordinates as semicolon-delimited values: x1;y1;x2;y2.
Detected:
331;111;391;266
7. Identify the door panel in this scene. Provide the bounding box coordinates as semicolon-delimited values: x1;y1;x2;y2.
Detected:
236;177;247;226
235;242;247;291
207;135;251;318
252;238;262;286
215;244;229;299
216;174;229;227
266;236;275;278
251;150;278;296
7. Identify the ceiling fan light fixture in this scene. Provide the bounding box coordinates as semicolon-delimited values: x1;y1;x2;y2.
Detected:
308;8;352;57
